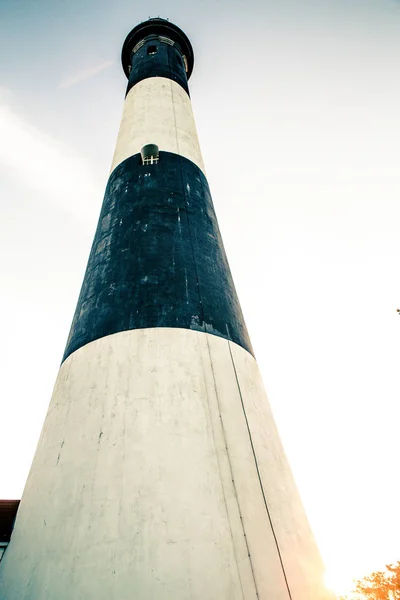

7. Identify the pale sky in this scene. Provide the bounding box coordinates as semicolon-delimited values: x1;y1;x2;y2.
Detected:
1;0;400;596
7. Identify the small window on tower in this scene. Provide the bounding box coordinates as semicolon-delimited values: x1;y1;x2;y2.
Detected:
141;144;159;165
143;155;159;165
147;45;157;55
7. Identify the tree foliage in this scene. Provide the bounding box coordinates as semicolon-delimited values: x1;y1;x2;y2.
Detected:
340;562;400;600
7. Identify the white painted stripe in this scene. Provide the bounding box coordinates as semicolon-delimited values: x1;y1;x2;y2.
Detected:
210;338;335;600
110;77;205;175
0;329;334;600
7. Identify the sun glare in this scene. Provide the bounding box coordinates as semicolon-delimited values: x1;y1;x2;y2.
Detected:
325;567;355;597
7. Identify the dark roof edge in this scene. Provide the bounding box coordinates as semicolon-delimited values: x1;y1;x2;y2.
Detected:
121;18;194;80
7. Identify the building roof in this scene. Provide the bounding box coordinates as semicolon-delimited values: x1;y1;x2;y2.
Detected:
0;500;20;543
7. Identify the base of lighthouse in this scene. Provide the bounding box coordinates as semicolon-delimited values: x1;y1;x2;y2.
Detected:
0;328;333;600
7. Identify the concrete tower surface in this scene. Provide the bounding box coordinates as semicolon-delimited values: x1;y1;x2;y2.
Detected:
0;19;335;600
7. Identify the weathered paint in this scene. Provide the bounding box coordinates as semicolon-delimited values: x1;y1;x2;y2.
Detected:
110;77;205;174
63;152;251;362
0;329;333;600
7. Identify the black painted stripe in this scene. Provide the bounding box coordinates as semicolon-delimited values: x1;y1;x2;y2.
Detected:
63;152;253;363
122;19;194;80
126;38;189;96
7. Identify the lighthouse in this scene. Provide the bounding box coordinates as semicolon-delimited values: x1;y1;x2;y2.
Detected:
0;18;335;600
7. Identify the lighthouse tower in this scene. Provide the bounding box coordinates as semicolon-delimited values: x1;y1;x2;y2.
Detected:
0;19;335;600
